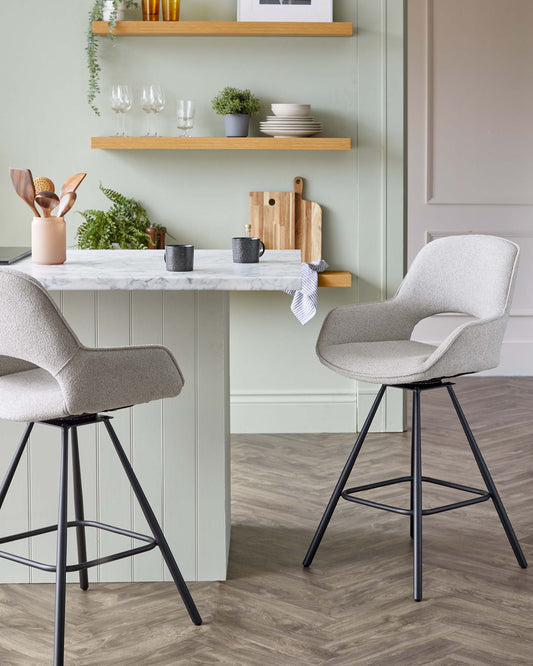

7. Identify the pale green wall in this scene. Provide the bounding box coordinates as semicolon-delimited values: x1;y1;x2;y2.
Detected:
0;0;404;433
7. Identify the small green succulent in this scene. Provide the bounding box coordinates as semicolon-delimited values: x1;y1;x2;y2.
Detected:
211;87;261;116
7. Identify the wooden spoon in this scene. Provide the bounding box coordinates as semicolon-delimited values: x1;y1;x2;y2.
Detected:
35;191;60;217
9;167;40;217
57;191;77;218
60;173;87;198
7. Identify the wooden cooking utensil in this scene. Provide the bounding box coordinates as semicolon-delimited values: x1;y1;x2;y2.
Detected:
9;167;40;217
60;173;86;198
35;191;60;217
56;191;77;218
249;176;322;262
33;177;55;195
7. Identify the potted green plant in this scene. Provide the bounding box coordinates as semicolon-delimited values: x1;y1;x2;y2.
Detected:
77;183;153;249
87;0;138;115
145;223;169;249
211;87;261;137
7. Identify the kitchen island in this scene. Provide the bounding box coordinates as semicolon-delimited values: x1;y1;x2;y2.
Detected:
1;249;301;584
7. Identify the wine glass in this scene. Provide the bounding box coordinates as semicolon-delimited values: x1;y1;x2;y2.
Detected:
177;99;195;138
111;84;132;136
141;85;154;136
150;85;166;137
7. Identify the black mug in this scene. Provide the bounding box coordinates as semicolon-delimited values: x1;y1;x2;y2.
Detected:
232;237;266;264
165;244;194;272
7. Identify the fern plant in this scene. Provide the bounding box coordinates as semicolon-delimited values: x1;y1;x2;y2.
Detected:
87;0;138;115
77;183;152;249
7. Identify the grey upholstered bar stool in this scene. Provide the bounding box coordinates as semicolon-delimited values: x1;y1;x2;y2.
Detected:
0;268;201;666
303;235;528;600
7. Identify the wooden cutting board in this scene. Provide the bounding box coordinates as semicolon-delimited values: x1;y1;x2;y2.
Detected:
249;189;295;250
249;176;322;262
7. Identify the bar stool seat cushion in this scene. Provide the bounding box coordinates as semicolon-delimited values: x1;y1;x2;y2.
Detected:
318;339;438;385
0;368;68;422
0;269;184;422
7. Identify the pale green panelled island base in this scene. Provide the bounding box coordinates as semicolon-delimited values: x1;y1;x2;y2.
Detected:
0;250;301;583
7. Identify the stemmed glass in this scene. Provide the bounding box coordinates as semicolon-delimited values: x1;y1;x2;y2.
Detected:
177;99;195;138
141;86;154;136
150;85;166;136
111;84;132;136
141;85;166;136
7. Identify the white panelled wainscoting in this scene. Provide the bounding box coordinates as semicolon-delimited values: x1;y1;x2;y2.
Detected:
0;290;230;584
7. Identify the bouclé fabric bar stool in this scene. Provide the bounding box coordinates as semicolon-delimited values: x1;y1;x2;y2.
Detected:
0;268;201;666
303;235;527;600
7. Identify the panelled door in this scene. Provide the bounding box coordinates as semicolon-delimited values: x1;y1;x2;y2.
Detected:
408;0;533;373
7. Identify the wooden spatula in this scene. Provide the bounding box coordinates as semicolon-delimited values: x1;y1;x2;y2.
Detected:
35;191;60;217
57;191;77;218
9;167;40;217
60;173;87;198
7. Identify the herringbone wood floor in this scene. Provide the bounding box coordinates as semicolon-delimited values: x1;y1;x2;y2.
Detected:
0;378;532;665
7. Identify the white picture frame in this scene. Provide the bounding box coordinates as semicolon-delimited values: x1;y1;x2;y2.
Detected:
238;0;333;23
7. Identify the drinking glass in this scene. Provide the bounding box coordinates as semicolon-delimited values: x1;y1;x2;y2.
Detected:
142;0;160;20
111;84;132;136
150;85;166;136
177;100;195;138
141;85;153;136
162;0;180;20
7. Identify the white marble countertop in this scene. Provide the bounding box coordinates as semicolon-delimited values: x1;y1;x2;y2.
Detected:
14;249;303;291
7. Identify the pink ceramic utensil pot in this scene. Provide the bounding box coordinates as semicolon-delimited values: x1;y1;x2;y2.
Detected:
31;216;66;265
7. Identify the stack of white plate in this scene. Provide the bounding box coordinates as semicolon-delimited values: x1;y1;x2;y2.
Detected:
260;104;322;138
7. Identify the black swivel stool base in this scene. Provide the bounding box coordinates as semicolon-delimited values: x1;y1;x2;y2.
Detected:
0;413;201;666
303;380;528;601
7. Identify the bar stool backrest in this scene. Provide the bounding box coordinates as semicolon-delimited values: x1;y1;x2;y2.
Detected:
0;268;81;377
396;235;519;320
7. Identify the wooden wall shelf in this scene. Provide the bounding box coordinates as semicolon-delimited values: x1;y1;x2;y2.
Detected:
92;21;353;37
318;271;352;288
91;137;351;151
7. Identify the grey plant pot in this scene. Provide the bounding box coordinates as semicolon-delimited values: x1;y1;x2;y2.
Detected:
224;114;250;137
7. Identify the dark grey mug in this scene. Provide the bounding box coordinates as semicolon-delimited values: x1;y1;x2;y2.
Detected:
232;237;266;264
165;244;194;271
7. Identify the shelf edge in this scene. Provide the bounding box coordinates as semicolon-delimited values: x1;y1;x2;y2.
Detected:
92;20;354;37
91;137;352;151
318;271;352;288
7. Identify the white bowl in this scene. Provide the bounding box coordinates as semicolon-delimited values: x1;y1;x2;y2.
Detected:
271;104;311;117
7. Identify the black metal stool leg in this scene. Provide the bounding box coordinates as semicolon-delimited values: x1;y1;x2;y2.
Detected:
103;420;202;626
410;416;415;539
0;423;34;510
447;385;527;569
303;385;387;567
412;389;423;601
71;427;89;591
53;428;69;666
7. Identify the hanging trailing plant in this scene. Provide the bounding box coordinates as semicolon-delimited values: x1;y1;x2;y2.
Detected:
87;0;138;115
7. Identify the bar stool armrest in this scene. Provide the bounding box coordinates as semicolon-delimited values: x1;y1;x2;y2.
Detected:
317;299;419;349
57;345;184;416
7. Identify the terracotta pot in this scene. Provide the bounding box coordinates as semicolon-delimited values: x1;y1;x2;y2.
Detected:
31;217;66;265
146;227;158;249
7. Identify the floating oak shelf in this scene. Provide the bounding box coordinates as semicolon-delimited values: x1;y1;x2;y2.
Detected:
318;271;352;288
92;21;353;37
91;137;351;151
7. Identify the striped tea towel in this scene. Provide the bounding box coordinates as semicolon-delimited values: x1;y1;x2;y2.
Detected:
286;259;329;324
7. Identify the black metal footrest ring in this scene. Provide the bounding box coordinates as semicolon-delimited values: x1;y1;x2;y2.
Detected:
342;475;491;516
0;520;157;573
